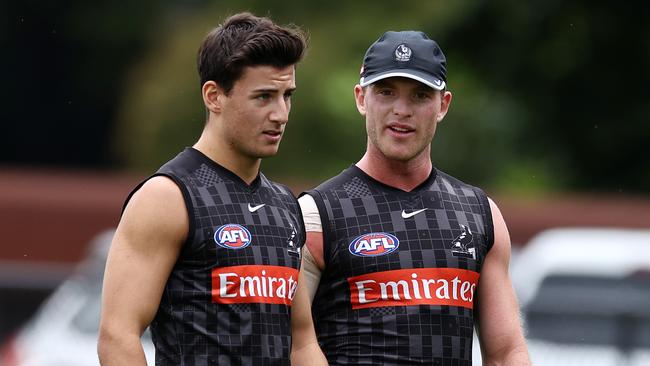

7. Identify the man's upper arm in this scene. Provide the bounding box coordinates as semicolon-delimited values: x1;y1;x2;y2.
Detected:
298;194;325;269
291;195;328;365
476;197;530;364
100;176;188;337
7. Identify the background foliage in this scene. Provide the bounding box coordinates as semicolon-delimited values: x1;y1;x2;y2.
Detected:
4;0;649;194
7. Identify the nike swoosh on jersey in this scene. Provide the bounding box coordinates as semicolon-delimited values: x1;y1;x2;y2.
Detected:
248;203;266;212
401;208;428;219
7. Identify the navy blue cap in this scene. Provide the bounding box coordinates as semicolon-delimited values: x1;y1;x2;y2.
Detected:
360;31;447;90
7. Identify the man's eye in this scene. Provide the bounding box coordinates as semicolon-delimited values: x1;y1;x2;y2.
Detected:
415;92;431;100
256;94;271;101
283;91;293;100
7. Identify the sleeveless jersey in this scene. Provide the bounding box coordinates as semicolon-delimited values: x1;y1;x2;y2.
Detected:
306;165;493;365
125;148;304;365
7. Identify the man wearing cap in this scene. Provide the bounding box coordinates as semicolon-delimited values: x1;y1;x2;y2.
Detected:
291;31;530;365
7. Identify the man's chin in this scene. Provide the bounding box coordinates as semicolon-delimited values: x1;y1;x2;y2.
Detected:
256;147;281;159
380;149;419;162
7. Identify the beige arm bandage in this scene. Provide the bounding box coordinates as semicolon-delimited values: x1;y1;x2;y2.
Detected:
298;194;323;301
298;194;323;232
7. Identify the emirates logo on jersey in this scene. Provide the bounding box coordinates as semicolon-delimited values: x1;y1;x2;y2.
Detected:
349;232;400;257
348;268;479;310
214;224;252;249
212;265;299;305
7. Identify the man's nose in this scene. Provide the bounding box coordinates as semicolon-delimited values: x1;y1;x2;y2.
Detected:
270;97;290;124
392;96;413;117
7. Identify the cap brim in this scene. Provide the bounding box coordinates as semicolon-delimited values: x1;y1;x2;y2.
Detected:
360;70;446;90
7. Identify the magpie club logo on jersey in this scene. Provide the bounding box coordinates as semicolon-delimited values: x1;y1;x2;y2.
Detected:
214;224;252;249
349;232;400;257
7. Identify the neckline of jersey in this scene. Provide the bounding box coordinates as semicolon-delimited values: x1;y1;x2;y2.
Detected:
185;147;262;192
349;164;438;195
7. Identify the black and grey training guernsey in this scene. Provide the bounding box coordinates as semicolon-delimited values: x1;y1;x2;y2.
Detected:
305;165;494;366
124;147;304;366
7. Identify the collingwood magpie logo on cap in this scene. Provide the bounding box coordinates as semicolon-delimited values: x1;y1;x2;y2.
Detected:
395;44;412;61
360;31;447;90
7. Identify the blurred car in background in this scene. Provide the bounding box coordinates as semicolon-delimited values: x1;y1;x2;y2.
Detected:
0;230;154;366
511;227;650;366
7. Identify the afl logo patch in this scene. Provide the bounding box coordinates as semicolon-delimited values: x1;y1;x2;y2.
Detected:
349;232;399;257
214;224;252;249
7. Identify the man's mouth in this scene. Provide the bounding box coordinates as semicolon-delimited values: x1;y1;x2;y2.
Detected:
262;130;283;141
387;124;414;134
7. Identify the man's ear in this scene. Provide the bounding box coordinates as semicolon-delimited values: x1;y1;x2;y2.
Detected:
436;90;453;123
202;81;225;114
354;84;367;116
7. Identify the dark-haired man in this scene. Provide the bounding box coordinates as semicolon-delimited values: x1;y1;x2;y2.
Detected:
98;12;307;365
291;31;530;365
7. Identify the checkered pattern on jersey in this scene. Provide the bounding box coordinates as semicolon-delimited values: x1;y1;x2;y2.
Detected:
308;166;491;365
135;148;302;366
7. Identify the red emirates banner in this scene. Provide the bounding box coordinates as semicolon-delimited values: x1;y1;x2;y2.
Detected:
348;268;480;310
212;265;299;306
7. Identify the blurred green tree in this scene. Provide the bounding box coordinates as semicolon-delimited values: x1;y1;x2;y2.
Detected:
112;0;650;194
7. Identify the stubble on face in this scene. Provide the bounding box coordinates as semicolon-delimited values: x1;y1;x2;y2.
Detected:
362;78;442;164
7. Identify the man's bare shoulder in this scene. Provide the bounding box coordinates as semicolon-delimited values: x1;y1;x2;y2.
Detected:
133;175;182;200
118;175;188;246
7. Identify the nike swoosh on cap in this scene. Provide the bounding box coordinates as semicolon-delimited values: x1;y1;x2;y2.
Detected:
248;203;266;212
401;208;427;219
